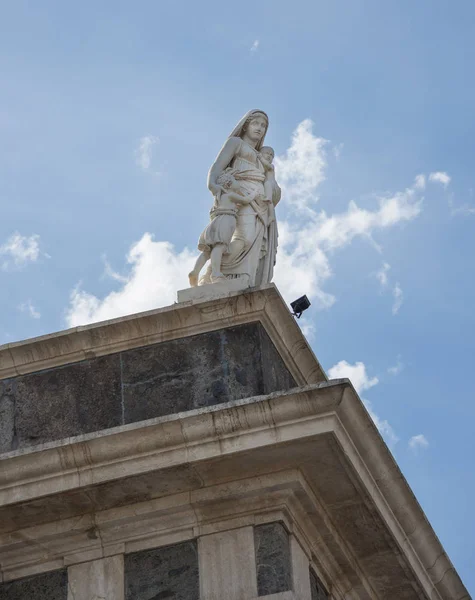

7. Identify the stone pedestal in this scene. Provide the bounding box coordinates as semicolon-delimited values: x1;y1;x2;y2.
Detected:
0;285;469;600
177;277;249;303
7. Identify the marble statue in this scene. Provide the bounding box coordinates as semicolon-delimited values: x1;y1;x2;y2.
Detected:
188;110;281;289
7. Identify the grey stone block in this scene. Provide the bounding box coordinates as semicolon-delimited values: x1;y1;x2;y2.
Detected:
13;354;122;450
0;568;67;600
310;568;329;599
121;324;295;423
0;384;15;453
254;522;292;596
124;540;199;600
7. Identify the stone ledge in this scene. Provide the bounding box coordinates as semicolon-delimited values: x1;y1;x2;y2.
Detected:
0;284;326;386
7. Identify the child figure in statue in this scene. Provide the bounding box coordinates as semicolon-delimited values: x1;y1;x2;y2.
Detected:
258;146;277;203
188;168;255;286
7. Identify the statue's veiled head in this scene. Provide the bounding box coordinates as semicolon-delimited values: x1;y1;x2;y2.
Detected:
228;110;269;150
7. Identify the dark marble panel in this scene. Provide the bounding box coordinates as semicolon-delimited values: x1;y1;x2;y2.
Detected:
12;354;122;450
121;323;293;423
258;326;296;394
254;522;292;596
310;568;329;600
125;540;199;600
0;569;67;600
0;385;15;453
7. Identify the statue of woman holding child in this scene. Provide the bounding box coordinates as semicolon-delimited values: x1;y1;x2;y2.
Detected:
188;109;281;289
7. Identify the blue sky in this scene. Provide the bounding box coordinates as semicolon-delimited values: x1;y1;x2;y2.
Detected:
1;0;474;591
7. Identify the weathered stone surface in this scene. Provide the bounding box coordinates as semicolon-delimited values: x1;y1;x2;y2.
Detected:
68;555;124;600
0;464;204;534
124;540;199;600
122;324;295;423
310;568;329;599
0;387;14;453
199;527;258;599
254;522;292;596
5;354;122;451
258;324;296;394
0;569;67;599
0;323;295;452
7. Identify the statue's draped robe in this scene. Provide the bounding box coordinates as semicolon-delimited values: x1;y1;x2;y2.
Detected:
217;138;279;286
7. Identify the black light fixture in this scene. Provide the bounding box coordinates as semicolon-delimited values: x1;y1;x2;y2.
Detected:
290;295;311;319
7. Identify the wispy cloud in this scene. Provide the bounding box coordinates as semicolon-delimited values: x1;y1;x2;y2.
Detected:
388;357;404;375
332;142;344;160
135;135;160;172
0;232;40;270
429;171;451;188
250;39;260;52
414;174;426;190
375;262;391;289
328;360;398;447
392;282;403;315
18;299;41;319
102;256;129;283
451;204;475;217
409;434;429;452
449;193;475;217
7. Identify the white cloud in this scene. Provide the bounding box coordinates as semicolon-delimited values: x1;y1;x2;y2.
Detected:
135;135;160;172
299;319;315;340
332;143;344;160
414;174;426;190
274;119;328;209
375;262;391;289
387;358;404;376
271;119;424;308
429;171;451;188
328;359;398;446
409;434;429;452
328;360;379;394
250;39;259;52
0;233;40;269
392;282;403;315
66;234;196;327
18;299;41;319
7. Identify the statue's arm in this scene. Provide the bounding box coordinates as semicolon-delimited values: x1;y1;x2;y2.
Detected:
272;180;282;206
227;191;250;205
207;137;240;195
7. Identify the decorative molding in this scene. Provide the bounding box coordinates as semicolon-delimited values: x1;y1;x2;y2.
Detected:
0;285;326;385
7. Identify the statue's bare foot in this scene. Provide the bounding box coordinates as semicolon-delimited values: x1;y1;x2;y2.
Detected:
211;272;226;283
188;271;199;287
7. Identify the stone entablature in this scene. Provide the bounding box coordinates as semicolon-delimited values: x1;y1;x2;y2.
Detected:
0;286;469;600
0;380;468;599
